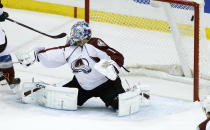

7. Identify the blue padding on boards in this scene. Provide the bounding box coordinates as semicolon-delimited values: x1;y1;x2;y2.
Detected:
134;0;210;13
0;55;12;62
205;0;210;13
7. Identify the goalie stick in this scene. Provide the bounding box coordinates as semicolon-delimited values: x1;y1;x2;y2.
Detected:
6;18;67;39
0;61;20;68
140;93;150;99
24;87;41;96
23;81;54;96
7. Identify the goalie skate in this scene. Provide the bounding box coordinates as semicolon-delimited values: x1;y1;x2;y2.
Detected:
19;82;78;110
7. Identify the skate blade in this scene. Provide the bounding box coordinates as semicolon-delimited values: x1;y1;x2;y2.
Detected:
0;79;20;93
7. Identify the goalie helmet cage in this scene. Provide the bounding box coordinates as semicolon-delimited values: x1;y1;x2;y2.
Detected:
84;0;207;101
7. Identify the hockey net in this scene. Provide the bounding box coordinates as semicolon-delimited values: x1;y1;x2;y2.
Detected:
87;0;209;101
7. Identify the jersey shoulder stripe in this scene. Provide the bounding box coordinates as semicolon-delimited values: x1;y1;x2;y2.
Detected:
87;37;124;67
38;44;70;54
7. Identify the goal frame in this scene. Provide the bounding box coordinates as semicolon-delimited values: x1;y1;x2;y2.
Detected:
84;0;201;101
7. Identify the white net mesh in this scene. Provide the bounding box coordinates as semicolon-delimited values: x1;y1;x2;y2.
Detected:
89;0;209;99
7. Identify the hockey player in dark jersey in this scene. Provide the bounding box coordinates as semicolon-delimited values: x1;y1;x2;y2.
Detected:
17;21;150;116
0;1;20;88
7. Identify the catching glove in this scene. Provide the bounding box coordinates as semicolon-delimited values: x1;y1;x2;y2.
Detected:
16;47;45;67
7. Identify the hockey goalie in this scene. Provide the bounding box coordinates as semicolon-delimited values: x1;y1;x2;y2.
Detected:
16;21;150;116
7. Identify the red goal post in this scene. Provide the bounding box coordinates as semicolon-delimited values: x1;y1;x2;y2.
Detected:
154;0;201;101
84;0;206;101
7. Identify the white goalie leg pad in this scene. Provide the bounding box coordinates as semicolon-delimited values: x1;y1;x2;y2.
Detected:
118;90;140;116
18;82;78;110
118;83;151;116
37;85;78;110
18;82;43;104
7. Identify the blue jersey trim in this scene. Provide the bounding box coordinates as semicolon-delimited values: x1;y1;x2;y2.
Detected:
0;55;12;62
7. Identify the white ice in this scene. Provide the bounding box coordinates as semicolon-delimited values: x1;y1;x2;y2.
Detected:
0;8;207;130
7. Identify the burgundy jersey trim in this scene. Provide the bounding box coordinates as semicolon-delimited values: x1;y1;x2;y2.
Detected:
199;118;210;130
87;38;124;67
38;44;70;54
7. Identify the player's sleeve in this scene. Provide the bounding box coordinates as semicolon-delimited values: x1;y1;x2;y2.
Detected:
0;2;4;15
37;48;67;68
0;29;6;53
88;38;124;67
206;121;210;130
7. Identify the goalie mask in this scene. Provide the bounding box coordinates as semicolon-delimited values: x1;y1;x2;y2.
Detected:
68;21;91;46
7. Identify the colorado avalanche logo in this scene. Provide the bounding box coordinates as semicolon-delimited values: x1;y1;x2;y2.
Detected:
71;58;91;74
97;39;106;47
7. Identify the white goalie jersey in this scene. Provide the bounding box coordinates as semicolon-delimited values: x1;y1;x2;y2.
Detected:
37;38;124;90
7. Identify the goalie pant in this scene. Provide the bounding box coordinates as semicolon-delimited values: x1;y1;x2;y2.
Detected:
63;76;125;110
36;37;125;110
197;118;210;130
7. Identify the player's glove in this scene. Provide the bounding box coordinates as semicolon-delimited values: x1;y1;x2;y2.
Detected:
94;59;120;81
15;47;45;67
0;12;8;22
